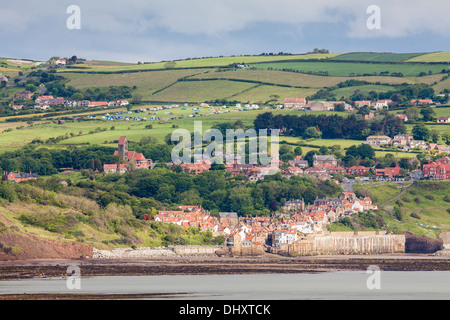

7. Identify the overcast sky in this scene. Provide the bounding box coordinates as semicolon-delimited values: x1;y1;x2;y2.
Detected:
1;0;449;62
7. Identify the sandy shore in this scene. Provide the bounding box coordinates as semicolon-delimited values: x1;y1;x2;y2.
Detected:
1;253;450;281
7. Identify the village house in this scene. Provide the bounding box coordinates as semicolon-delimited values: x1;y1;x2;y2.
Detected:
312;154;337;167
103;163;127;174
392;134;413;147
411;99;433;106
108;100;129;107
346;165;371;176
181;161;211;175
371;100;392;110
437;117;450;124
14;91;34;101
88;101;109;107
219;212;239;227
396;114;408;122
2;171;39;182
355;100;372;107
272;229;298;247
288;156;309;168
284;97;307;109
365;135;392;147
35;95;65;106
307;101;337;111
282;199;305;213
282;166;303;179
365;113;376;120
423;156;450;180
374;165;401;178
303;167;331;180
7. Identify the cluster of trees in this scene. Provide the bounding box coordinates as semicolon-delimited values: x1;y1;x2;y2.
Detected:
310;82;436;104
112;167;341;216
254;112;404;140
0;177;224;247
0;145;118;176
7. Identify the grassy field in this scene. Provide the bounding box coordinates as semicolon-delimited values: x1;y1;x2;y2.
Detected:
433;76;450;94
229;85;317;104
252;61;448;77
433;106;450;117
64;69;212;100
149;79;258;103
57;53;341;74
331;52;425;62
407;52;450;63
330;84;395;99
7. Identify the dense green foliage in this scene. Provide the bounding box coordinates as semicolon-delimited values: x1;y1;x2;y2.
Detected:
254;112;404;140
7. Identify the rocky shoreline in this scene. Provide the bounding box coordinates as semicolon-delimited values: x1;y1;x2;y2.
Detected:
1;254;450;281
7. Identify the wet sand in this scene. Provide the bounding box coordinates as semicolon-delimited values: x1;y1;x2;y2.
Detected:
1;253;450;281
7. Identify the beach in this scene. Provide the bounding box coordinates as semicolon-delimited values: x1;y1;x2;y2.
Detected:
1;253;450;281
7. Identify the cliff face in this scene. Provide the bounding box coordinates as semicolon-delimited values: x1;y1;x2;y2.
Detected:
405;232;443;254
0;232;93;261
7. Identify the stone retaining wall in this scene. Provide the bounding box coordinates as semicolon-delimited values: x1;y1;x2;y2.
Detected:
92;245;220;259
281;232;405;256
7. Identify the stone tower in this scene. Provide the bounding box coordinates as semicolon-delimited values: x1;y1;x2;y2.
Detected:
118;136;128;162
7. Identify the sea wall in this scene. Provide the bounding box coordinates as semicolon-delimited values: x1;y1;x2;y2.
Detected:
281;231;405;256
92;245;220;259
216;246;265;257
168;245;221;257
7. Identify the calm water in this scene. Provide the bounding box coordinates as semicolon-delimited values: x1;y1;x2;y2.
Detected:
1;272;450;299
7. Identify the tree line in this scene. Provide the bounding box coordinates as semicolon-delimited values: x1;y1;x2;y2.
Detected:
253;112;405;140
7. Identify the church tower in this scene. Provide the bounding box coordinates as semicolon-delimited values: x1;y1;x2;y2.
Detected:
118;136;128;162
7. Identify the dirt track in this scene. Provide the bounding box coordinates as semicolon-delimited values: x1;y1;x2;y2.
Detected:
1;254;449;281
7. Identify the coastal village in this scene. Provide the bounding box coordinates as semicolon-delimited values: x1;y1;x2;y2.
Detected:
143;192;378;250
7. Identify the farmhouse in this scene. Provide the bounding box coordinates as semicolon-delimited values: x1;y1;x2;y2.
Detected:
308;101;336;111
14;91;34;101
437;117;450;123
2;171;39;182
103;163;127;174
365;135;392;147
371;100;392;110
411;99;433;106
284;97;307;109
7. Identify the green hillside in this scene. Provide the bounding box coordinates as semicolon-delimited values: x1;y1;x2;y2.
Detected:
350;181;450;239
331;52;426;62
407;51;450;63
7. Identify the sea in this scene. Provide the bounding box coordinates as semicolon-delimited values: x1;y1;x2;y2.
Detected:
1;271;450;300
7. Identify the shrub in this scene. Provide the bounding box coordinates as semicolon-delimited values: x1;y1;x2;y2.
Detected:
393;207;403;221
402;196;411;203
414;197;422;204
409;189;418;195
410;212;421;219
425;194;434;200
444;195;450;202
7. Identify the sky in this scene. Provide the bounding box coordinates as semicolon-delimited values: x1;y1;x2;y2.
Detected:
1;0;450;63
